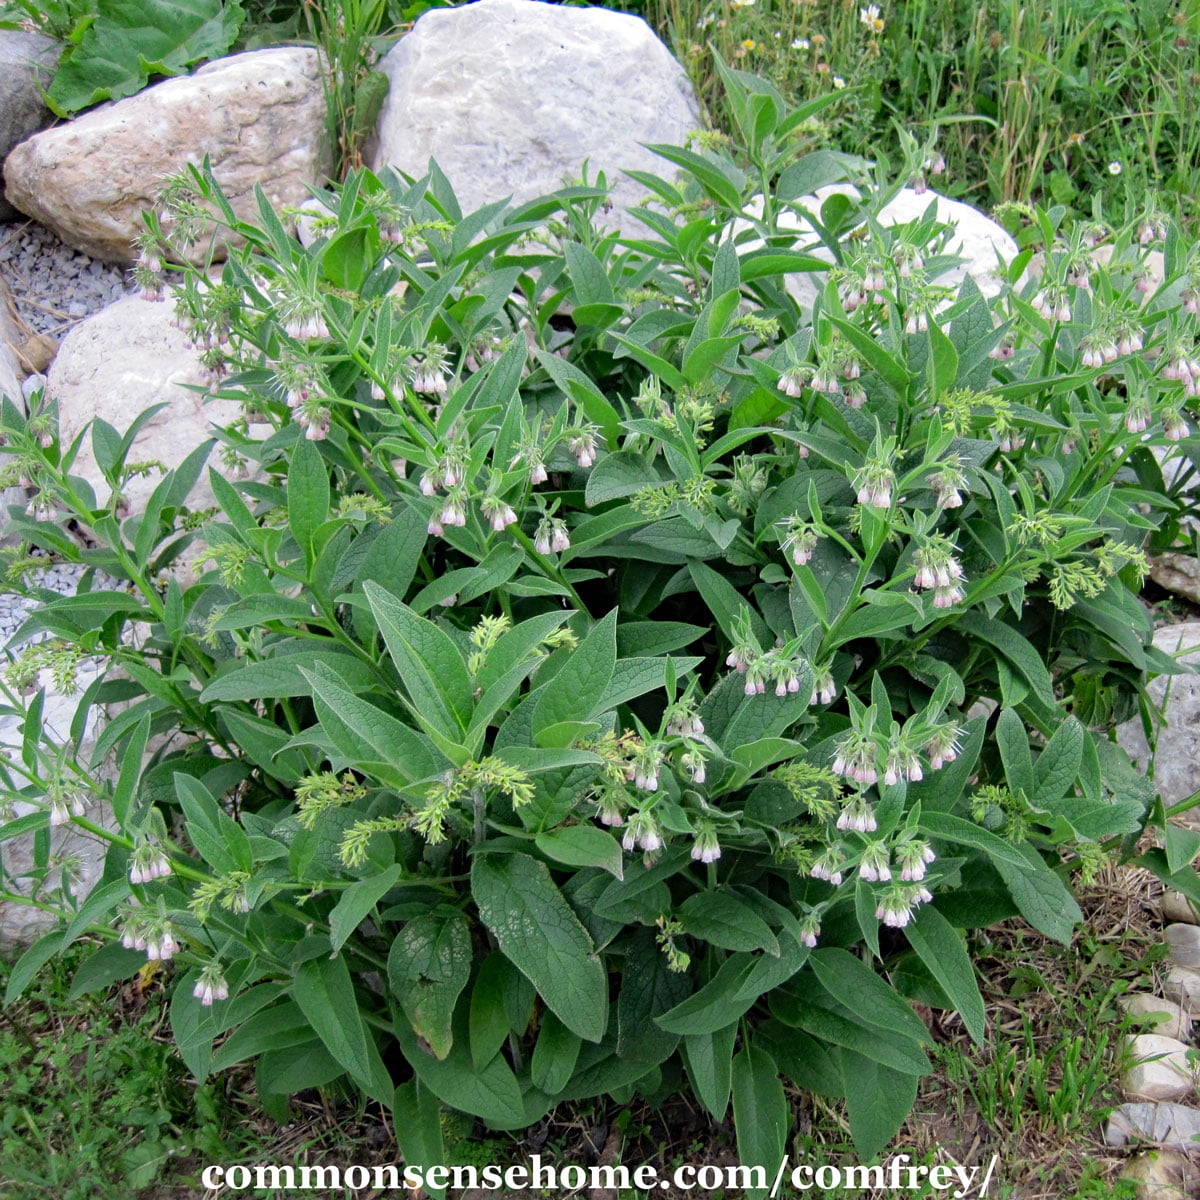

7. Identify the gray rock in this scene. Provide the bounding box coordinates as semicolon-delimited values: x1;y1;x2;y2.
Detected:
1123;1034;1198;1102
0;31;59;221
1106;1101;1200;1150
1118;623;1200;818
1165;966;1200;1013
1120;1149;1200;1199
5;47;331;263
1164;891;1200;926
1121;994;1192;1043
1167;924;1200;970
372;0;699;225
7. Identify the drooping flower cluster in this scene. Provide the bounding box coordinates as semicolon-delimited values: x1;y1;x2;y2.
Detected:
911;539;967;608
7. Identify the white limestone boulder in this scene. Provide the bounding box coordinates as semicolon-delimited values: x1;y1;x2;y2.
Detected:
0;30;60;221
1118;623;1200;817
737;184;1019;311
5;47;330;264
46;295;243;514
372;0;700;225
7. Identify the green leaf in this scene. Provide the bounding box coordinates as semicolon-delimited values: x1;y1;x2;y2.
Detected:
175;773;251;874
996;708;1034;797
393;1081;446;1199
918;810;1030;868
210;1002;314;1072
356;505;428;599
732;1045;788;1200
731;738;804;776
677;892;780;955
655;956;758;1036
364;580;473;739
828;315;910;393
47;0;245;116
688;560;771;646
808;948;929;1045
255;1042;344;1105
903;906;986;1046
287;431;330;561
388;911;472;1060
1033;716;1084;806
584;452;663;505
471;853;608;1042
329;864;403;954
535;826;624;879
4;931;64;1005
770;994;930;1075
394;1012;525;1125
756;1020;844;1097
617;928;691;1065
293;955;393;1104
68;943;146;1000
926;321;959;399
110;710;150;827
208;594;318;631
992;843;1082;944
682;1021;738;1120
468;952;516;1071
302;661;443;785
532;609;617;734
645;142;747;209
171;970;216;1080
954;612;1057;710
841;1050;919;1159
200;649;374;702
531;1012;582;1095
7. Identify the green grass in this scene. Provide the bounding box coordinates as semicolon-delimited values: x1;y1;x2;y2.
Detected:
632;0;1200;224
0;947;270;1200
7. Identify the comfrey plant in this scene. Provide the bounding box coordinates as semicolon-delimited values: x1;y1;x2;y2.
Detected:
3;62;1199;1175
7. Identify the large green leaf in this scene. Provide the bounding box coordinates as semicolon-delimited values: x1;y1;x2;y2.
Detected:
471;853;608;1042
841;1050;918;1159
682;1022;738;1120
292;955;393;1104
47;0;246;117
301;660;443;785
732;1044;788;1200
393;1081;447;1200
364;580;474;740
903;906;986;1046
677;892;780;955
388;911;472;1060
531;609;617;734
993;843;1082;944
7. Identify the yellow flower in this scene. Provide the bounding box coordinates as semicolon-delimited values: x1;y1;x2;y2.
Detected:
860;4;885;33
741;37;757;49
